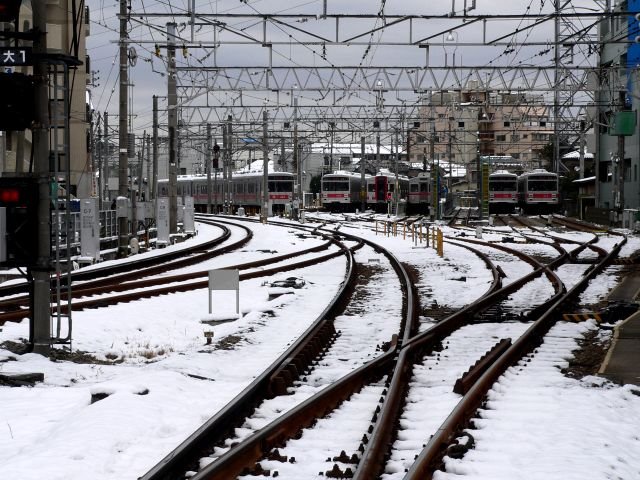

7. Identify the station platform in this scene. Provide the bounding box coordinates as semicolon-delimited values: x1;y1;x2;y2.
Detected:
598;270;640;386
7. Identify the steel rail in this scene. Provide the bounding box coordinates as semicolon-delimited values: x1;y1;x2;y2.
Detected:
155;221;419;480
0;220;237;299
140;226;358;480
405;235;626;479
354;233;568;479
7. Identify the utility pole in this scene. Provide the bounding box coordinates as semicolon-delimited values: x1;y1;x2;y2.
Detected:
262;110;269;223
31;1;52;355
146;133;151;201
553;0;561;174
104;112;109;203
360;135;366;212
617;90;625;217
293;96;299;220
97;117;103;209
329;122;334;173
206;123;212;213
376;133;380;174
394;127;399;213
118;0;130;257
151;97;158;201
167;23;178;234
222;122;228;212
227;115;233;214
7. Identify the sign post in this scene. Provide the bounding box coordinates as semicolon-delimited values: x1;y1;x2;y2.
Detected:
208;269;240;315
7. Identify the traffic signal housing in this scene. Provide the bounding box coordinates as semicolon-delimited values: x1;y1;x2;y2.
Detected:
0;176;40;267
0;72;35;131
0;0;22;23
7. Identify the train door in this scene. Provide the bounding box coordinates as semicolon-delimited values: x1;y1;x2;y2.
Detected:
375;176;387;202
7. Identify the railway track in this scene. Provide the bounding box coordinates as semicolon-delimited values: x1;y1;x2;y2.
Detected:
138;214;624;480
0;220;355;325
0;220;243;302
2;212;631;479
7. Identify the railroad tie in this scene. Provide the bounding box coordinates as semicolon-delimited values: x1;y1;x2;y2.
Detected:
561;312;602;323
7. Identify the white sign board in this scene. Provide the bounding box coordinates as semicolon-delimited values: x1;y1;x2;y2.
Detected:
156;197;170;246
183;196;195;233
177;197;184;223
80;198;100;262
208;269;240;315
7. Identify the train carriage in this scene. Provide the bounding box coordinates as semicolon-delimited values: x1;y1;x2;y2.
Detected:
366;171;409;212
321;171;369;212
158;171;294;215
488;170;518;214
407;173;432;214
517;169;560;214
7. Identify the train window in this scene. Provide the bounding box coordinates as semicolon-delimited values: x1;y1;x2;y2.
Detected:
324;181;349;191
367;183;374;192
528;179;557;191
420;182;429;192
410;184;418;192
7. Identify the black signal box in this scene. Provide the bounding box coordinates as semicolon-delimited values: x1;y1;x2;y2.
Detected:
0;176;40;267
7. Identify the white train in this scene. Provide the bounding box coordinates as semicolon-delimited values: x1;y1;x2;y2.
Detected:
321;171;370;212
157;171;295;215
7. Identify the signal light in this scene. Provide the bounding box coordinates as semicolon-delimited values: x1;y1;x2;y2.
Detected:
0;188;20;203
0;176;40;267
0;0;22;23
0;72;35;131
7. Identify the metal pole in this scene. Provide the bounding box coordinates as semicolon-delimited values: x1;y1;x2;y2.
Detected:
360;135;366;212
553;0;560;174
31;0;51;355
206;123;212;213
262;110;269;223
222;122;228;212
293;97;299;220
329;123;334;173
617;90;625;218
152;96;158;201
167;23;178;234
376;133;380;174
227;115;233;213
146;133;151;201
104;111;109;204
97;118;103;210
394;128;399;213
118;0;130;257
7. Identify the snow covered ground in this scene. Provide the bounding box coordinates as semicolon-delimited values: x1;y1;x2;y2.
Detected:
0;215;639;480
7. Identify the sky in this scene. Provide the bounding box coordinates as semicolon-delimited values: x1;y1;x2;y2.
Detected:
85;0;604;140
1;212;639;479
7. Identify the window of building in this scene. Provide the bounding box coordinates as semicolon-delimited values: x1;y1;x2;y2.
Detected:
496;135;506;142
504;121;510;127
458;121;465;128
540;121;546;127
599;161;611;183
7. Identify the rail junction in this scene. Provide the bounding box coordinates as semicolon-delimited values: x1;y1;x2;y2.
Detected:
2;212;638;479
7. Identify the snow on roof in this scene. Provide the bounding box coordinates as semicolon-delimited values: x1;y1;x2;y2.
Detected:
562;150;594;160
